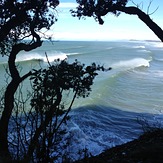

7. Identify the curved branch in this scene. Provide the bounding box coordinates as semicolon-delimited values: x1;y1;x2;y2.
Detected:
9;39;42;79
0;38;41;156
0;11;28;42
0;2;41;42
98;5;163;42
114;6;163;42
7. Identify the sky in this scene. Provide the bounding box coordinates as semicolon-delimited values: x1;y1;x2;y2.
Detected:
48;0;163;41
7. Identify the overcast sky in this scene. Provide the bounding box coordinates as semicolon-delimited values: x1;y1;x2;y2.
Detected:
49;0;163;41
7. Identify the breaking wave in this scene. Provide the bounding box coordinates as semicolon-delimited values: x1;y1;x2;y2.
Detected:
111;58;151;70
16;51;68;63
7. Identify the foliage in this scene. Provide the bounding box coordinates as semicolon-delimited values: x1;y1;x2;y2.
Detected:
71;0;128;24
5;59;104;162
0;0;107;161
31;59;104;101
0;0;59;55
72;0;163;42
0;0;60;159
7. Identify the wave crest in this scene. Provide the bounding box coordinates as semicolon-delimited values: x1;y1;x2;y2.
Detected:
111;58;150;70
16;52;67;63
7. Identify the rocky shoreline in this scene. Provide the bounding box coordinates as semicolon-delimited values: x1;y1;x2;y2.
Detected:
75;129;163;163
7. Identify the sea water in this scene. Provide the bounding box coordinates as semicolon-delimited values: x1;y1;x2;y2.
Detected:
1;40;163;160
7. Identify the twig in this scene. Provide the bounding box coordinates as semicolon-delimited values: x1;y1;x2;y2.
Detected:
45;52;52;67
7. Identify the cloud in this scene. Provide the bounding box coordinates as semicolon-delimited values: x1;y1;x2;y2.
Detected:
51;1;160;41
58;2;78;8
52;27;159;41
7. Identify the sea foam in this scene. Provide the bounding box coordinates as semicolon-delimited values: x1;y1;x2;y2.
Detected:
16;51;67;63
111;58;150;70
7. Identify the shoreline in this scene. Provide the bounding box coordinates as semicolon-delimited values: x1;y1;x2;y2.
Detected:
75;129;163;163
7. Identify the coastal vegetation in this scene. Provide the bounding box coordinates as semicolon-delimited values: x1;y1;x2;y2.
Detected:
72;0;163;162
0;1;59;160
0;0;163;162
0;0;105;162
72;0;163;42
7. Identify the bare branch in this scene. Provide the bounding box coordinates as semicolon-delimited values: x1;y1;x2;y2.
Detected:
131;0;144;10
45;52;52;67
147;0;159;16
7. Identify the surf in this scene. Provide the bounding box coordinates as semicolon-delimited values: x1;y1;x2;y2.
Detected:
15;51;68;63
111;58;151;70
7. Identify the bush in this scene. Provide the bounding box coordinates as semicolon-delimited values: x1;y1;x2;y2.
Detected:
7;59;104;162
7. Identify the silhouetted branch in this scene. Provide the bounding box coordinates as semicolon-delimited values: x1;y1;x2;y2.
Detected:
112;5;163;42
94;4;163;42
0;11;28;42
147;0;159;16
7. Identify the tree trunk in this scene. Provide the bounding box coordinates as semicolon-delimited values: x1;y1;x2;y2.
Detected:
0;43;21;157
24;89;62;162
0;79;20;156
0;40;41;158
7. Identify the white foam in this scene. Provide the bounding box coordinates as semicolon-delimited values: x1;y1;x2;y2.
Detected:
67;52;79;56
58;119;126;162
111;58;150;70
16;52;67;63
151;42;163;48
150;70;163;78
137;49;151;53
133;45;145;49
106;47;113;50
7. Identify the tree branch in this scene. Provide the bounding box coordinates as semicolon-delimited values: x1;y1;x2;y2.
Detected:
98;5;163;42
0;11;28;42
9;39;42;80
115;6;163;42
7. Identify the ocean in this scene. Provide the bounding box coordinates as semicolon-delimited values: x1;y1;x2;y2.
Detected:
1;40;163;161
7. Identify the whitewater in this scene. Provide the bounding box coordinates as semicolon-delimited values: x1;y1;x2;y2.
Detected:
1;40;163;161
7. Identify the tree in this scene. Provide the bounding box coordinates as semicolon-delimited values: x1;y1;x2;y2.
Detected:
72;0;163;42
0;1;106;161
0;0;59;158
7;59;104;162
28;60;103;162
